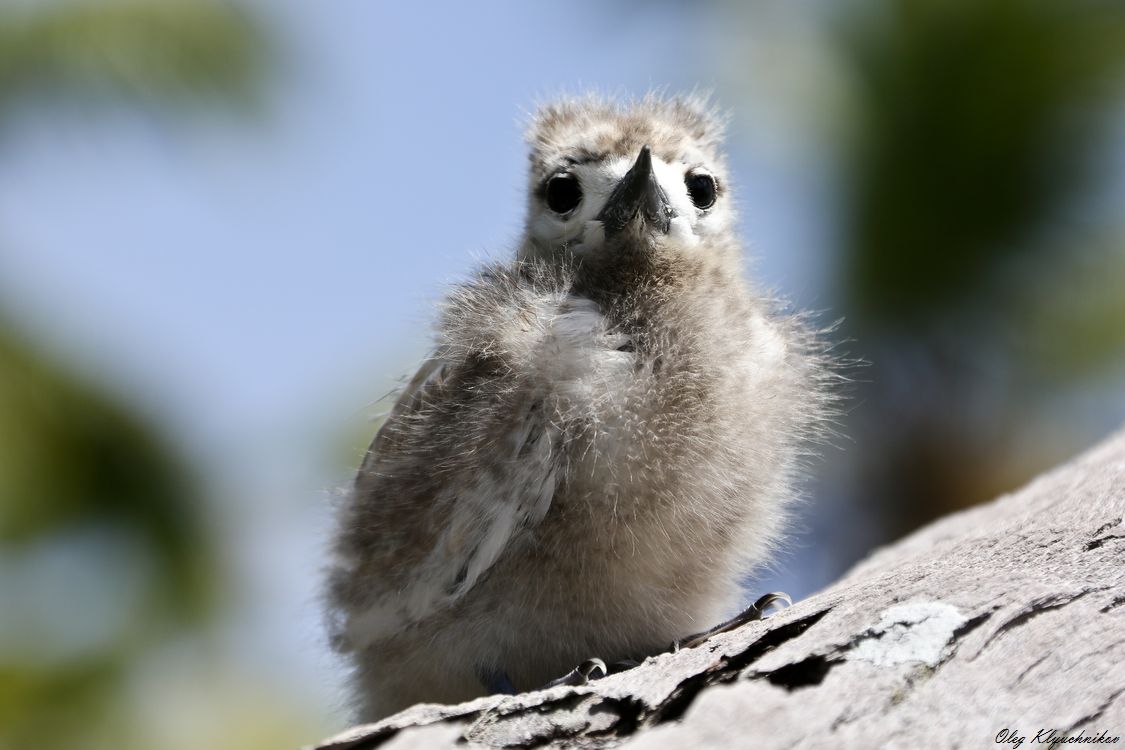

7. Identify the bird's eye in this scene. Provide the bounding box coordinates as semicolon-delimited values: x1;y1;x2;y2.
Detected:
545;174;582;214
686;171;717;210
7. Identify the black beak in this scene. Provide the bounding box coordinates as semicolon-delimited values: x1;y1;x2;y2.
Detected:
597;145;674;239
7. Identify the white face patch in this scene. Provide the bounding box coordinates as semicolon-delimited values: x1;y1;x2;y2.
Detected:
528;150;731;254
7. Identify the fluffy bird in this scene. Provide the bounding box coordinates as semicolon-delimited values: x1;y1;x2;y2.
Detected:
326;95;832;721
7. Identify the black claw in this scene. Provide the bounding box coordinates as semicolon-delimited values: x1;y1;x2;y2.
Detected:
541;657;607;689
673;591;794;651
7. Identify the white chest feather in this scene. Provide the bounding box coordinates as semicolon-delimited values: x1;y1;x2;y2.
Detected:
536;296;634;405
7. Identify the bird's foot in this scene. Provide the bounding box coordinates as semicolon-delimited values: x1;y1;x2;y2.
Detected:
542;658;606;688
487;592;790;696
540;657;643;689
672;591;792;652
484;657;642;696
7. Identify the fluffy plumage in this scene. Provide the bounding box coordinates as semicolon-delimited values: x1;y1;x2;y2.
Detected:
325;94;834;721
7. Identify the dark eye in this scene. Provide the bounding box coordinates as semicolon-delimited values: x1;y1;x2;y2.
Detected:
545;174;582;214
685;171;717;210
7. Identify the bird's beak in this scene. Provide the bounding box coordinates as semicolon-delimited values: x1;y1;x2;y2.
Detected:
597;145;674;239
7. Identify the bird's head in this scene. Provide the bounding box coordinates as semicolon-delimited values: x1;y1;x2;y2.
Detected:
518;95;737;279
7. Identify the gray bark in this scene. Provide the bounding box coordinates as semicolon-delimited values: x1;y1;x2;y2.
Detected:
312;429;1125;749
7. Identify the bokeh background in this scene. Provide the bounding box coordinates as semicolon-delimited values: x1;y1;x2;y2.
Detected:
2;1;1124;748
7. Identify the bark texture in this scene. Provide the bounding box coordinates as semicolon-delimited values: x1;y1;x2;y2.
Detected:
312;429;1125;749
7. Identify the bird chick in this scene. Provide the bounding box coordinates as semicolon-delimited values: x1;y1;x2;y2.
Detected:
326;94;832;721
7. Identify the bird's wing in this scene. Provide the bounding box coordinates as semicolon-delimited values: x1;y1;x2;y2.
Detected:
342;352;558;648
361;356;448;466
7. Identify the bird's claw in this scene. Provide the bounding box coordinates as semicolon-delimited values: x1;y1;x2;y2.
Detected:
526;593;792;694
672;591;792;651
542;658;607;688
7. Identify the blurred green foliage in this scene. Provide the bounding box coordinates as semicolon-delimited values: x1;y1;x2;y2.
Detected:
828;0;1125;533
0;0;265;113
840;0;1125;331
0;328;213;619
0;3;267;749
1020;239;1125;380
